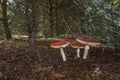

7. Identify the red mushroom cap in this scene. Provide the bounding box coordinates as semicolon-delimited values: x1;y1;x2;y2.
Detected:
71;43;85;48
50;40;70;48
76;37;100;46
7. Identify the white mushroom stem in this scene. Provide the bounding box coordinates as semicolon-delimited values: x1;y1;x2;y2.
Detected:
83;45;90;59
77;48;80;57
60;48;67;61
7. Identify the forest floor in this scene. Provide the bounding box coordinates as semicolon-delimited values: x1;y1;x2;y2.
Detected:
0;40;120;80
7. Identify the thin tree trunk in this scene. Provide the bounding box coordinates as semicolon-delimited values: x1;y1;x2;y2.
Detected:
43;7;46;36
1;0;12;40
49;0;54;37
55;0;59;36
29;0;38;43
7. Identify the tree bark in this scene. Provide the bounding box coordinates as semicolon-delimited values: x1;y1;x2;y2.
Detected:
49;0;54;37
55;0;59;36
1;0;12;40
28;0;38;43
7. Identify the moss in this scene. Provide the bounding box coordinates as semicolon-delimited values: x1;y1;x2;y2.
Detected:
8;40;29;48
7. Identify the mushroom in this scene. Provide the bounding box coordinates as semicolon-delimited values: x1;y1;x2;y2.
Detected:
71;43;85;58
76;38;100;59
50;40;70;61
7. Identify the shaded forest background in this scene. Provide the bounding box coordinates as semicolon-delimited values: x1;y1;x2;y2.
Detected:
0;0;120;47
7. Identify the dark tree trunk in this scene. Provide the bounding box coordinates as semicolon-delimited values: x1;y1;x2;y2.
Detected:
43;7;46;36
1;0;12;40
55;0;59;36
49;0;54;37
28;0;38;43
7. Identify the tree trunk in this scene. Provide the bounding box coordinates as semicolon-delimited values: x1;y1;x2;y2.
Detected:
55;0;59;36
1;0;12;40
28;0;38;43
49;0;54;37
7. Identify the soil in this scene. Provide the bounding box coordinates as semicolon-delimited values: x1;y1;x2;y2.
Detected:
0;41;120;80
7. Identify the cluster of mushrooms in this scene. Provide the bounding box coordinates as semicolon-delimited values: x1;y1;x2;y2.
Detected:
50;38;101;61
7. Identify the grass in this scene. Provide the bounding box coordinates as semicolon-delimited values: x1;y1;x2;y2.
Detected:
11;40;29;48
5;40;29;48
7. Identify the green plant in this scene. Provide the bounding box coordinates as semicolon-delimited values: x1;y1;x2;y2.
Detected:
8;40;29;48
92;67;101;78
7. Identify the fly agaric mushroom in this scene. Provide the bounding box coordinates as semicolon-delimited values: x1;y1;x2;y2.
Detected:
50;40;70;61
71;43;85;58
76;38;100;59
